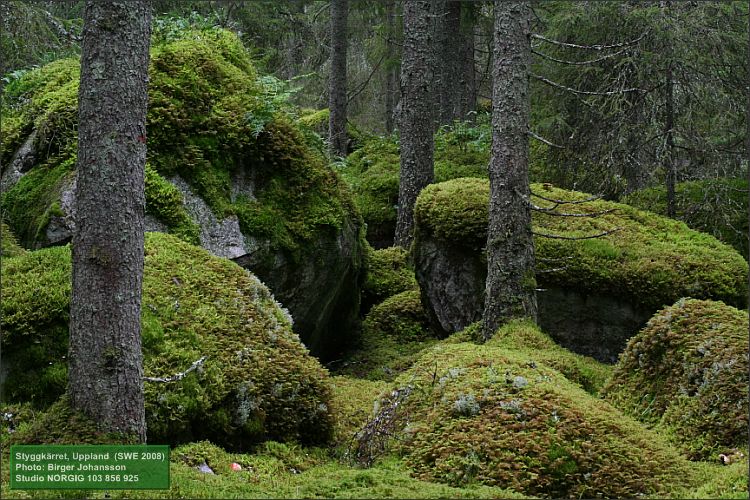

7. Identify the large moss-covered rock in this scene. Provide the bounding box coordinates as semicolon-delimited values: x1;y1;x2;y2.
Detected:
624;178;749;260
1;233;334;449
603;299;749;460
413;178;748;362
381;334;694;498
0;27;364;359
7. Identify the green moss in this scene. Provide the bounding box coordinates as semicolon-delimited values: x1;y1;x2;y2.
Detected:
0;222;25;257
328;376;389;450
414;178;748;310
144;164;200;244
624;178;749;260
362;246;418;311
388;341;695;498
486;320;612;396
675;459;750;499
603;299;749;460
2;28;360;271
1;153;75;247
337;291;437;381
1;233;334;448
8;397;137;445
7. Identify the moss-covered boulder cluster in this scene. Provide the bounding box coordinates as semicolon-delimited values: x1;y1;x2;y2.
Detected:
413;177;748;361
0;27;364;358
604;299;749;460
1;232;333;449
624;178;749;260
378;326;693;498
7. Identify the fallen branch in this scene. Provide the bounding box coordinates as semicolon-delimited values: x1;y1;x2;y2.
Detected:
143;356;207;383
531;192;603;205
531;203;615;217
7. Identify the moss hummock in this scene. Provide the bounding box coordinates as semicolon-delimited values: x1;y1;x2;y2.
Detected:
337;290;437;381
1;233;333;448
387;340;694;498
603;299;749;460
1;222;25;257
414;178;748;310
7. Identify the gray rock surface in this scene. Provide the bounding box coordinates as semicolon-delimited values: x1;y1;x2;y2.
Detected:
413;232;653;363
1;130;37;192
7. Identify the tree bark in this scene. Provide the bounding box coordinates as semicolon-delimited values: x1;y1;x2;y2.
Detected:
458;2;477;122
482;0;537;340
395;0;434;248
663;0;676;218
69;0;151;441
385;0;397;134
438;1;461;126
328;0;348;157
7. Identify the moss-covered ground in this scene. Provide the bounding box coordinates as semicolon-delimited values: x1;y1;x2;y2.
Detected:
604;298;749;460
414;177;748;310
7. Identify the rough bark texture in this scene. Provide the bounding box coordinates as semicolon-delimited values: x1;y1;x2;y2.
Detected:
328;0;348;157
458;2;477;122
68;0;151;441
438;1;461;126
384;0;397;134
482;1;537;339
395;0;434;248
663;0;676;218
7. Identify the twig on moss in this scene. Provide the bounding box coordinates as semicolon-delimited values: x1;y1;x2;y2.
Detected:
531;192;603;205
352;386;412;467
143;356;207;383
533;227;623;240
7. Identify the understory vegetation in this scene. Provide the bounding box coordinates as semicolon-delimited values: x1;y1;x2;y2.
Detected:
1;3;748;499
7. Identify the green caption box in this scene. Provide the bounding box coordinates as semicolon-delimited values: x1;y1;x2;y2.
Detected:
10;445;170;490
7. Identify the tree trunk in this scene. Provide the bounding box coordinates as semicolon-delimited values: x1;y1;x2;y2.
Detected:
482;0;537;340
458;2;477;122
385;0;397;134
394;0;434;248
438;1;461;126
663;0;676;218
328;0;348;157
69;0;151;441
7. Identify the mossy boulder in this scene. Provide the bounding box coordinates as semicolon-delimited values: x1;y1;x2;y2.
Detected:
624;178;749;260
1;27;364;359
413;178;748;361
603;299;749;460
383;338;694;498
337;290;437;381
1;232;334;449
362;246;418;313
341;127;489;248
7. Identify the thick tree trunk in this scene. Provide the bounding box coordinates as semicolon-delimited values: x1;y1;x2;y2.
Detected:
328;0;348;157
385;0;397;134
69;0;151;441
482;0;537;340
395;0;434;248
